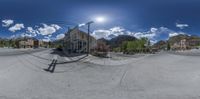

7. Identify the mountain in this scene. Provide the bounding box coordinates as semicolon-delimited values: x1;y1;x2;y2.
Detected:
168;34;200;44
168;34;191;44
97;38;109;45
153;40;167;49
108;35;137;48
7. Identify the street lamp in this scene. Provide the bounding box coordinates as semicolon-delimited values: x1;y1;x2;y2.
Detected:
85;21;94;56
82;16;106;56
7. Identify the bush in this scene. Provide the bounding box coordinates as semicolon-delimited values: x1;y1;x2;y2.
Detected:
56;45;63;51
92;51;108;58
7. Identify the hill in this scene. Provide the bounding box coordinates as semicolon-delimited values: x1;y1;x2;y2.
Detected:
108;35;137;48
168;34;200;46
153;40;167;49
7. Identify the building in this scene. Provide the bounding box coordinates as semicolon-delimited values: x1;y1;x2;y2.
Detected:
63;27;97;54
188;39;200;47
39;40;50;48
152;40;167;50
171;39;200;50
180;39;188;49
94;38;110;52
171;39;189;50
19;38;39;48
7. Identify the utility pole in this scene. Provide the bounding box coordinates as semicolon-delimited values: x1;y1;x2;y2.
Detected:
86;21;94;56
68;27;71;54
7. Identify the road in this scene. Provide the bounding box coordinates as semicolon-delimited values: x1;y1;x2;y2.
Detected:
0;49;200;99
0;48;49;56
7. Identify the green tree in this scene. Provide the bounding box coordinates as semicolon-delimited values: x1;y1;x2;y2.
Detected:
121;41;128;52
167;42;171;50
139;37;148;48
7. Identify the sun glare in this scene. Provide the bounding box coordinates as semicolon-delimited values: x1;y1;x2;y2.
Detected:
95;16;106;23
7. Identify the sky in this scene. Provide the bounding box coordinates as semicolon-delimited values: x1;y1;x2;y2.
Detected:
0;0;200;43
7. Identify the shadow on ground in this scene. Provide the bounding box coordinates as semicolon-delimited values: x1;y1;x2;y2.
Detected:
43;49;88;73
49;49;88;64
50;49;86;57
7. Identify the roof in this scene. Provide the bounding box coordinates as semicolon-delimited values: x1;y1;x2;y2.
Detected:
66;27;96;40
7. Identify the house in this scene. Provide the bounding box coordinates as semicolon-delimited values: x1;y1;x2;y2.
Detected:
91;38;110;57
94;38;110;52
19;38;39;48
171;39;189;50
63;27;97;54
188;39;200;48
171;39;200;50
39;40;50;48
180;39;188;49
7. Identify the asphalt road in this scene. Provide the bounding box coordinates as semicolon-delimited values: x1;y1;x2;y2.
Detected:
0;48;50;56
0;49;200;99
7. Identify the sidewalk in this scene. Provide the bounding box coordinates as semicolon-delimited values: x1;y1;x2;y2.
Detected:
80;54;148;66
49;49;88;64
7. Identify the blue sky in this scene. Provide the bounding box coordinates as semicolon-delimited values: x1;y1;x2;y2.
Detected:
0;0;200;43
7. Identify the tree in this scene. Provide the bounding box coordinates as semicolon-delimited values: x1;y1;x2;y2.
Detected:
127;41;133;52
139;37;148;48
167;42;171;50
121;41;128;52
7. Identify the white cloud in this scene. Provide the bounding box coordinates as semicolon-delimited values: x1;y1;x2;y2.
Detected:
21;33;35;38
150;27;158;33
25;24;61;37
134;32;156;39
130;27;165;40
110;26;125;33
2;19;14;27
48;35;52;37
132;31;158;44
26;27;38;37
169;32;179;37
176;23;189;29
27;27;38;34
51;24;61;30
92;27;163;40
92;26;126;39
126;31;134;35
2;20;63;40
42;39;51;42
150;40;158;45
92;30;111;39
38;24;61;36
10;34;25;39
169;32;185;37
42;36;51;42
109;27;125;36
8;23;25;32
56;34;65;40
133;27;162;39
78;23;86;27
92;26;190;44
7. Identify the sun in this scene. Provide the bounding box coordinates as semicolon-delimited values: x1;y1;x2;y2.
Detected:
95;16;106;23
